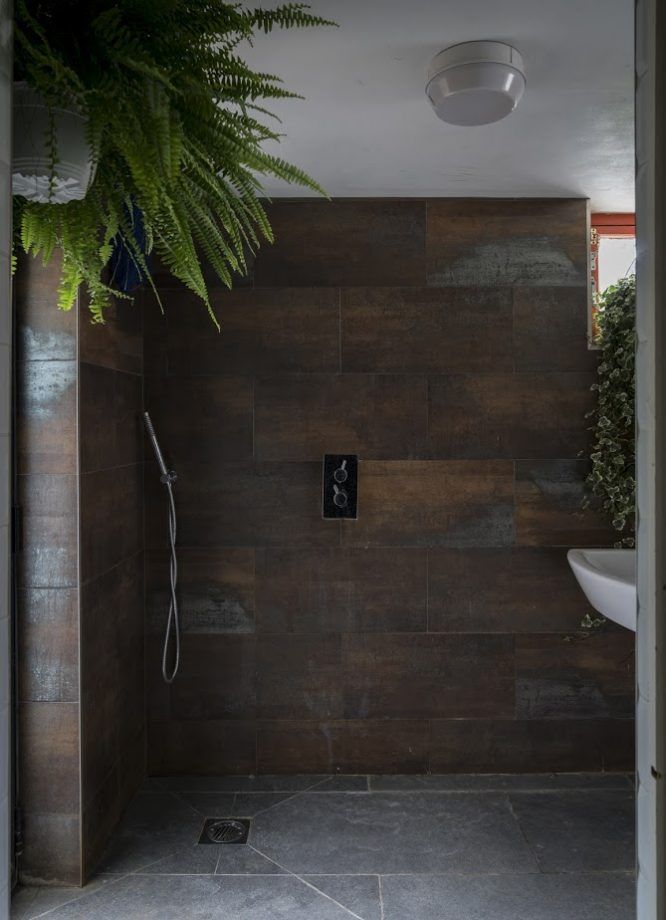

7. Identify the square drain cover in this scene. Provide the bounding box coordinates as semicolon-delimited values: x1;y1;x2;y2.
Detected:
198;818;250;845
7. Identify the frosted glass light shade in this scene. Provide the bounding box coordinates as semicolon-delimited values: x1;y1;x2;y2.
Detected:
426;41;526;126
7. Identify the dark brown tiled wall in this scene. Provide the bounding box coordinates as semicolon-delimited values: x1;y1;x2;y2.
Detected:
16;255;82;885
16;256;145;884
143;198;634;777
78;298;145;879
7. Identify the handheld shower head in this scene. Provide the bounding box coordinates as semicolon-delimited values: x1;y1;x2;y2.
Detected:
143;411;171;481
143;410;181;683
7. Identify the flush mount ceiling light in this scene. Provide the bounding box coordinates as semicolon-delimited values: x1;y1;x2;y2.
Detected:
426;41;526;126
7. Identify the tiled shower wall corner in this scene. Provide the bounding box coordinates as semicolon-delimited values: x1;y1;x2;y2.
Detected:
78;298;145;878
143;198;635;776
16;257;145;884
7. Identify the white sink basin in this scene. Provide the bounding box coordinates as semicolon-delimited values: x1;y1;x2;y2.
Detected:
567;548;636;631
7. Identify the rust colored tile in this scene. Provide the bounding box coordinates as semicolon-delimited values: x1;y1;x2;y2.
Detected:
152;462;339;548
515;460;613;546
17;360;77;474
515;631;635;720
156;287;340;375
145;636;171;723
169;634;256;721
15;253;77;362
147;720;257;775
80;555;144;799
79;294;143;375
341;287;513;374
257;720;429;774
20;701;80;814
144;375;253;465
254;200;426;287
255;375;428;461
426;199;588;286
428;548;593;633
146;547;255;635
257;634;344;720
513;287;598;372
18;474;78;588
82;728;145;880
80;464;143;581
20;813;82;887
430;718;634;773
19;588;79;701
341;460;514;547
255;547;427;633
80;363;143;473
428;373;595;459
343;634;514;720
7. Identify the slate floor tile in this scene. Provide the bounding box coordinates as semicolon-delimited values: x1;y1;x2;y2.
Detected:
37;874;364;919
380;872;635;920
304;875;381;920
98;793;204;874
508;790;635;872
251;792;538;874
369;773;633;793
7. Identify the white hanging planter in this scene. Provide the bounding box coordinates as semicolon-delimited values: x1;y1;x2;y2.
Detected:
12;81;95;203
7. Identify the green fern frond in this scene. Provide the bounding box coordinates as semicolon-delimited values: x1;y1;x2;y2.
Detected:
13;0;335;322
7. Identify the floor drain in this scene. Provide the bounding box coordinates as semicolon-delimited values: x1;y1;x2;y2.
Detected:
198;818;250;845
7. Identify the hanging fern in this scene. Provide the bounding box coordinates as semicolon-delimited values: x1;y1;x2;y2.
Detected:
586;274;636;545
13;0;335;322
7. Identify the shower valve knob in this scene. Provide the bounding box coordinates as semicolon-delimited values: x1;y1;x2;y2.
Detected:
323;454;358;520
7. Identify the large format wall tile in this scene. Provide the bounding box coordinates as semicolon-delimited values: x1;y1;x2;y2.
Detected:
150;288;340;376
146;547;255;635
428;373;595;459
257;720;430;774
168;634;256;721
341;460;514;547
341;287;513;373
148;720;257;775
255;547;427;633
80;463;143;581
145;375;253;465
18;473;78;588
429;718;634;773
254;200;426;287
79;363;143;473
427;548;593;633
426;199;588;286
141;198;633;779
17;360;77;474
255;375;428;461
18;588;79;701
513;286;597;372
515;460;612;546
515;632;635;721
257;634;344;720
167;462;339;547
79;297;143;375
343;634;515;720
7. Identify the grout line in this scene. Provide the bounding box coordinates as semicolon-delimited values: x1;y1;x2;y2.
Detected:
378;874;385;920
28;872;132;919
242;776;336;819
246;844;369;920
504;794;542;874
425;550;429;633
338;287;343;373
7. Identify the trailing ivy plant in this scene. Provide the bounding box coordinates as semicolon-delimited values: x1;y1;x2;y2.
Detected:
585;274;636;547
13;0;335;322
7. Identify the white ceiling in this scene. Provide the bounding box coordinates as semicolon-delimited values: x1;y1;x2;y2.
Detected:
242;0;635;210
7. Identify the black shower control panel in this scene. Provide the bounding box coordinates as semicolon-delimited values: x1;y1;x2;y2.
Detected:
323;454;358;520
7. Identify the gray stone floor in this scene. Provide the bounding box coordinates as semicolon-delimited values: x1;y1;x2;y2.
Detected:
12;773;636;919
